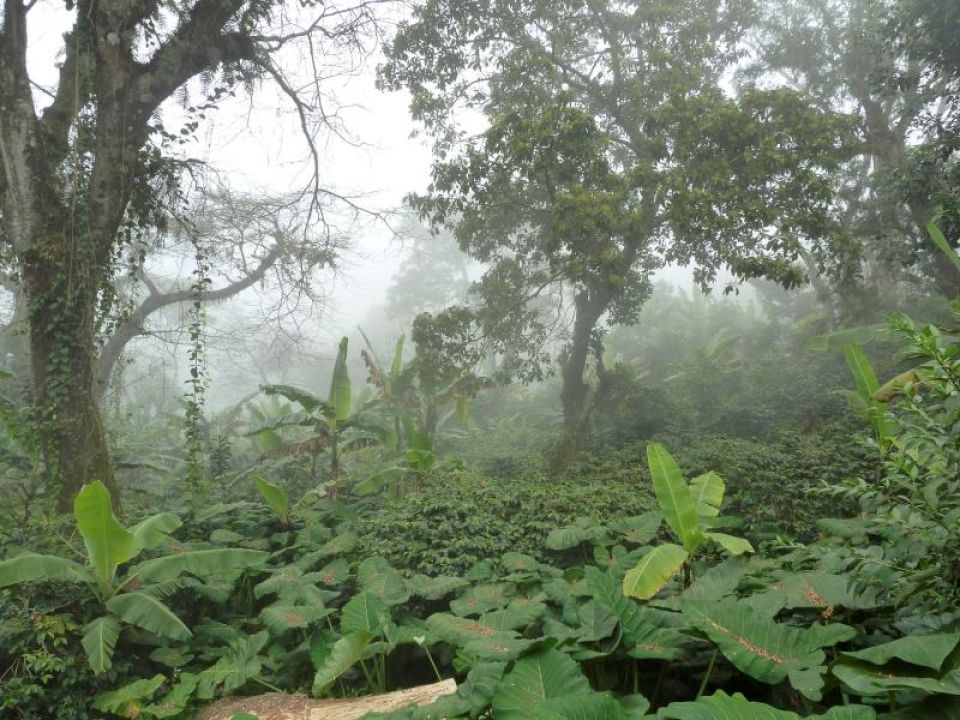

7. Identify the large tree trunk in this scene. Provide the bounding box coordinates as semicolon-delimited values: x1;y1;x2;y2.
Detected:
554;288;610;471
20;230;119;512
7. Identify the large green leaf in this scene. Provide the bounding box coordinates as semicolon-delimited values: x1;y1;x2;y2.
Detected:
329;336;352;422
142;672;201;719
689;472;724;528
832;660;960;697
133;548;268;583
658;690;876;719
74;480;137;587
681;597;855;694
92;674;166;716
341;591;389;636
647;443;701;549
357;556;410;606
610;512;662;545
705;532;754;556
843;633;960;671
622;543;688;600
426;612;520;646
844;344;879;401
0;553;91;587
260;604;334;634
82;616;121;674
532;693;628;719
449;583;510;616
106;591;192;640
585;566;687;660
197;631;269;700
491;649;592;719
928;220;960;275
253;475;290;524
311;631;372;695
130;513;182;552
260;383;327;413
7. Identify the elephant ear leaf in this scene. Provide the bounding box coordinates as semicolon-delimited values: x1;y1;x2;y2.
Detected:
646;443;701;549
492;649;593;720
74;480;137;586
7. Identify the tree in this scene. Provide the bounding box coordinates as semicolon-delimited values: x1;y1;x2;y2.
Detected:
97;190;338;396
0;0;384;509
382;0;855;463
745;0;960;303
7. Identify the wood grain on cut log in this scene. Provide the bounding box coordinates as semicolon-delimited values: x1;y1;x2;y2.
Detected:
196;679;457;720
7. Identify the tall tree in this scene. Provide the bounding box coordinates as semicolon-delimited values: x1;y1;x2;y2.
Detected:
382;0;855;463
0;0;384;509
746;0;959;302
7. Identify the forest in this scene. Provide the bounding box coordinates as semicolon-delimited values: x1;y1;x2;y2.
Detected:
1;0;959;717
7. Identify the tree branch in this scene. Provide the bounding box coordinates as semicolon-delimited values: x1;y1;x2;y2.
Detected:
97;242;282;393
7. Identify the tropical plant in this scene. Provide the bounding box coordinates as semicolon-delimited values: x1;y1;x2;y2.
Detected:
622;443;754;600
0;481;267;674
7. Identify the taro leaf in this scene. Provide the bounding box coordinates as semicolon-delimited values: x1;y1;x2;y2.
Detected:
317;531;358;557
622;544;688;600
82;615;121;674
142;672;200;719
647;443;701;550
491;649;591;719
843;633;960;671
619;693;652;718
450;584;510;617
149;646;194;668
358;557;410;606
658;690;806;719
197;631;269;700
884;695;960;719
681;597;855;692
260;604;334;635
462;636;539;661
576;601;618;642
832;660;960;696
480;601;547;632
585;566;686;661
426;613;518;647
679;557;747;604
106;592;191;640
92;674;166;716
610;512;662;546
341;592;390;636
758;572;880;613
407;574;469;600
311;631;373;695
546;524;602;551
531;693;628;719
502;552;539;574
314;558;351;586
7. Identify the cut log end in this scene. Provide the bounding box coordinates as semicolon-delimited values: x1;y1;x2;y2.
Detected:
196;679;458;720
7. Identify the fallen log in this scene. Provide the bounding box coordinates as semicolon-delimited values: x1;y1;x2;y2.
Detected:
196;679;457;720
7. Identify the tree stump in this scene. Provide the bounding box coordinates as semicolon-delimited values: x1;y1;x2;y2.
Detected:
196;679;457;720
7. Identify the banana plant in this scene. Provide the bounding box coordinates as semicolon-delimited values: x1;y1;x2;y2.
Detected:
842;343;894;457
0;481;267;674
253;337;389;494
622;443;753;601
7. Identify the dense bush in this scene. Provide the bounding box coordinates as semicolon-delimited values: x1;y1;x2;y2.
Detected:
356;468;654;574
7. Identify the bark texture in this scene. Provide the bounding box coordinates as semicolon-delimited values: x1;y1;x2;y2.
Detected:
196;679;457;720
